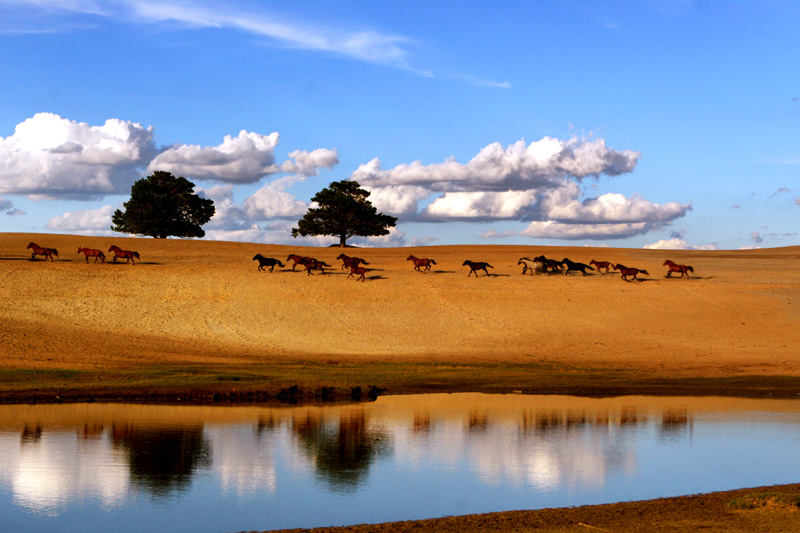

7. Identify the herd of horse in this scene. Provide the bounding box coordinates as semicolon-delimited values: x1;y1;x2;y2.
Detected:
26;241;694;282
251;251;695;282
27;243;140;264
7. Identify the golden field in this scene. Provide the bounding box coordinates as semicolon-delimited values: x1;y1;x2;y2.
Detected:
1;232;800;400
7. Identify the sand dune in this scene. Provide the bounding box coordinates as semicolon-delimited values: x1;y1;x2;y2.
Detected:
2;232;799;382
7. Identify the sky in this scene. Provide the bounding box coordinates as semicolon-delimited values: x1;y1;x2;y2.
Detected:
0;0;798;250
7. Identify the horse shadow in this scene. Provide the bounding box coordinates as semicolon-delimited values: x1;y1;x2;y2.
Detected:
430;270;456;274
365;275;387;281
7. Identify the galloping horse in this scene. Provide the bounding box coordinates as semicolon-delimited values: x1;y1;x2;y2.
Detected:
78;247;105;263
561;258;594;276
253;254;284;272
336;253;369;270
407;255;436;272
462;260;493;277
301;258;330;275
533;255;564;273
517;257;544;275
27;243;58;261
589;259;613;274
663;259;694;278
613;264;649;282
347;265;370;282
287;254;315;271
108;245;139;264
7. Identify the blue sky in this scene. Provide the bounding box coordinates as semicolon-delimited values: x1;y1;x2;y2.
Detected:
0;0;797;249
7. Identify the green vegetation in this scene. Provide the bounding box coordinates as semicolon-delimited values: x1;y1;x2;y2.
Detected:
111;171;215;238
729;492;800;511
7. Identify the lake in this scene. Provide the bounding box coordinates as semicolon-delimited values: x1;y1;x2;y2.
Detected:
1;394;799;532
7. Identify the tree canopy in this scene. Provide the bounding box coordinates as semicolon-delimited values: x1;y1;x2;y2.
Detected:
111;171;215;238
292;180;397;247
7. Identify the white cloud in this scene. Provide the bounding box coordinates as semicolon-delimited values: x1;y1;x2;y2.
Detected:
45;205;115;234
243;176;309;220
148;130;281;183
480;229;516;239
521;220;661;240
642;238;717;250
422;190;538;220
280;148;339;176
0;113;155;198
545;193;691;223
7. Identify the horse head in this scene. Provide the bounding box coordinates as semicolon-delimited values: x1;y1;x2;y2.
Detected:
663;260;674;266
27;243;36;249
253;254;262;261
336;253;348;260
78;247;84;253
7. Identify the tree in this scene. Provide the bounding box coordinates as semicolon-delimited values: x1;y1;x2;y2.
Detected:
292;180;397;247
111;171;215;238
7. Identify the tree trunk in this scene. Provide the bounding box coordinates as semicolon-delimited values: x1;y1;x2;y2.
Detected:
339;234;347;247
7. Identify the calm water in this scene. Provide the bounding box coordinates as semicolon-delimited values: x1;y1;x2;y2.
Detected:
0;394;799;533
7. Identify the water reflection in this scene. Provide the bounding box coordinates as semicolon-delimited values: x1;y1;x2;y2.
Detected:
0;395;798;532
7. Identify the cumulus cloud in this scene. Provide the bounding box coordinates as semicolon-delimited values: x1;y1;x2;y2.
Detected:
353;135;689;241
642;238;717;250
521;220;662;240
148;130;281;183
243;176;309;220
750;231;764;244
0;113;155;199
45;205;115;234
354;137;640;193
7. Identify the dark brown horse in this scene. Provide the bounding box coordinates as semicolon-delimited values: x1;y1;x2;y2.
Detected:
462;260;493;277
78;247;105;263
561;258;594;276
663;259;694;278
287;254;315;271
108;245;139;264
407;255;436;272
613;264;649;281
337;253;369;270
253;254;284;272
301;258;330;275
347;265;370;282
27;242;58;261
533;255;563;273
589;259;613;274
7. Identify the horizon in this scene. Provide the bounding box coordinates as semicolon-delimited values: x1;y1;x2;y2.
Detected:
1;1;798;251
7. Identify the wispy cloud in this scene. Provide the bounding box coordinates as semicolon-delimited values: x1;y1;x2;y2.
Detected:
0;0;506;85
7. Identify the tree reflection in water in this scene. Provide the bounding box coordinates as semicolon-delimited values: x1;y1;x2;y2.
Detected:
291;409;391;492
111;423;211;498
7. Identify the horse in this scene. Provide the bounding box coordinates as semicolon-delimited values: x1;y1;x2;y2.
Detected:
287;254;315;271
561;258;594;276
663;259;694;278
517;257;545;275
301;258;330;275
613;264;649;281
27;243;58;261
462;260;493;277
108;245;139;264
347;265;370;282
589;259;613;274
407;255;436;272
336;253;369;270
253;254;284;272
533;255;564;273
77;247;105;263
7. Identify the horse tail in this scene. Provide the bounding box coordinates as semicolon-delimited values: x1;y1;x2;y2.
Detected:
688;266;694;273
362;260;370;265
487;263;494;269
52;249;58;256
640;269;649;275
588;265;595;270
430;259;437;264
277;260;284;267
322;261;330;267
133;252;140;259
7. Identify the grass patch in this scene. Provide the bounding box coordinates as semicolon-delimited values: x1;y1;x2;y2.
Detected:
729;492;800;511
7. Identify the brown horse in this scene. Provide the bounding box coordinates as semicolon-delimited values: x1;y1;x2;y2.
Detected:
301;258;330;275
337;253;369;270
407;255;436;272
533;255;563;273
663;259;694;278
78;247;105;263
108;245;139;264
613;264;649;281
589;259;613;274
27;242;58;261
561;258;594;276
347;265;370;282
462;260;493;277
287;254;315;271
